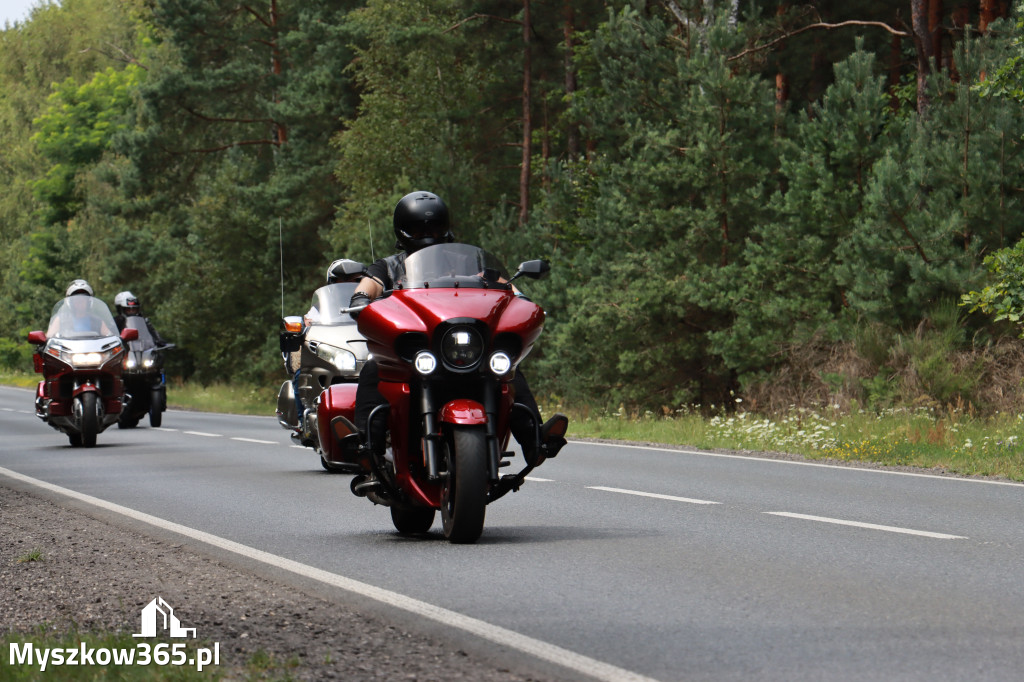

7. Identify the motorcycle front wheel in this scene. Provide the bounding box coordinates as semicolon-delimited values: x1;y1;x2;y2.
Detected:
149;387;163;428
76;392;98;448
440;425;488;544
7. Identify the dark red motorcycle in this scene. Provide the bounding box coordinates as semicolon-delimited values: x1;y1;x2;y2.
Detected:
28;295;138;447
322;243;560;543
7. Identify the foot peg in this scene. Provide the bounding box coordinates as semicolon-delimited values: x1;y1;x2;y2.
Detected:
526;413;569;467
540;413;569;459
338;433;372;472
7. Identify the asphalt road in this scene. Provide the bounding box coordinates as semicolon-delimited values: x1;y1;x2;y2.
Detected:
2;384;1024;681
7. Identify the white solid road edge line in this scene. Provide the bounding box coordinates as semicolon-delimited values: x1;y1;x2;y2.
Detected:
764;511;968;540
0;466;660;682
575;440;1024;488
588;485;720;505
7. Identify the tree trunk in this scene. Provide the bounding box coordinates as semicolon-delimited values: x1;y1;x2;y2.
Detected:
911;0;933;114
928;0;945;72
519;0;532;227
775;3;789;112
888;30;902;110
564;0;578;161
270;0;286;145
980;0;997;33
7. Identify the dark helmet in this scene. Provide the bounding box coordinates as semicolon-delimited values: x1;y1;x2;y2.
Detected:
393;191;453;254
326;259;366;284
114;290;141;316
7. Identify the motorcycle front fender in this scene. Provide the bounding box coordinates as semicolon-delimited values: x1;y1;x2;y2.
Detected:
71;382;100;399
439;399;488;425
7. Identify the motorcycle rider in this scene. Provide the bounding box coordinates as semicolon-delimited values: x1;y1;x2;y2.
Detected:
113;291;167;346
50;280;116;336
349;190;568;469
303;259;365;327
290;259;366;440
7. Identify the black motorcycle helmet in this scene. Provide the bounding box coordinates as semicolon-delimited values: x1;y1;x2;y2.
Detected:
393;191;453;254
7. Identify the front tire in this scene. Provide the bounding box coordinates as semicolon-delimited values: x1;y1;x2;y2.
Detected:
391;505;436;534
77;392;98;448
440;426;488;544
149;387;164;427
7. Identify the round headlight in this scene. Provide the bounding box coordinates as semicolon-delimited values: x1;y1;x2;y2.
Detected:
441;327;483;369
489;352;512;376
414;351;437;375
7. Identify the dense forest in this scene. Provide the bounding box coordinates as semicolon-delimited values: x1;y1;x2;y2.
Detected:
4;0;1024;415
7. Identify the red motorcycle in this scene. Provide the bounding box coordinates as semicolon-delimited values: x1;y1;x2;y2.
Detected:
28;295;138;447
322;243;560;543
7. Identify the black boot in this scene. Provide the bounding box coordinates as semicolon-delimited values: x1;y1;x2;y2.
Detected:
522;413;569;468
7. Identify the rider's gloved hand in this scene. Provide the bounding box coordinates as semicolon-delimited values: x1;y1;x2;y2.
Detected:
349;292;371;319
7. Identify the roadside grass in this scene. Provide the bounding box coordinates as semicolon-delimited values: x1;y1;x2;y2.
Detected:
551;403;1024;482
164;380;277;416
4;370;1023;481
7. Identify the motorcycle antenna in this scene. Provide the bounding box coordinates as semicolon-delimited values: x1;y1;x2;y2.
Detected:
278;218;285;318
367;219;375;261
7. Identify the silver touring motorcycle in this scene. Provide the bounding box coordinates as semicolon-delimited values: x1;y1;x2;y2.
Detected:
277;275;370;471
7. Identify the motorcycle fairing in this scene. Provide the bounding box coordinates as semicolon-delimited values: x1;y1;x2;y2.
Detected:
361;289;544;380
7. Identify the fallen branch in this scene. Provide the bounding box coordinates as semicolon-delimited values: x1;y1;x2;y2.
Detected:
728;21;910;62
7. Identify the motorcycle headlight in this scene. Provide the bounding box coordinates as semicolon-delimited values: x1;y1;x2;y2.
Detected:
441;327;483;370
314;342;357;372
414;351;437;375
143;357;155;368
125;355;137;369
489;351;512;376
71;350;115;367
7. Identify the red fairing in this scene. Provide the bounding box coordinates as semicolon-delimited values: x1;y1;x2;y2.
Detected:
317;383;359;463
359;289;544;378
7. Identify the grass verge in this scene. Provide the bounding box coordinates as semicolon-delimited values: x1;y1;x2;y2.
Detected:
562;404;1024;481
4;370;1023;481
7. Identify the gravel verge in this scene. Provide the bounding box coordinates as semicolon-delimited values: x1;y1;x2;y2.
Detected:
0;483;547;681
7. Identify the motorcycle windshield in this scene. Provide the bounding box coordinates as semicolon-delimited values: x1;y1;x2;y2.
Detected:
397;244;510;290
45;296;119;340
124;316;156;350
313;282;361;326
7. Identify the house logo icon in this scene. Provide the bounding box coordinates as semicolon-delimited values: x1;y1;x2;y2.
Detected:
133;597;197;638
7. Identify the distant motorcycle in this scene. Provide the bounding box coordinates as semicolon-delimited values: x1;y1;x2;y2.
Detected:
118;316;174;429
28;295;138;447
277;263;370;471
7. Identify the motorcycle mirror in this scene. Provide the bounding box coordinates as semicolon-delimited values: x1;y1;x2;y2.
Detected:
27;330;46;345
508;259;550;284
121;328;139;342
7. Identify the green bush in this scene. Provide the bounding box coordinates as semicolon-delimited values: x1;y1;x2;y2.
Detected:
0;337;32;370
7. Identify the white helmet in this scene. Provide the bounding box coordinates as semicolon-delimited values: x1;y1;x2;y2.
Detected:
66;279;93;297
114;291;140;316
